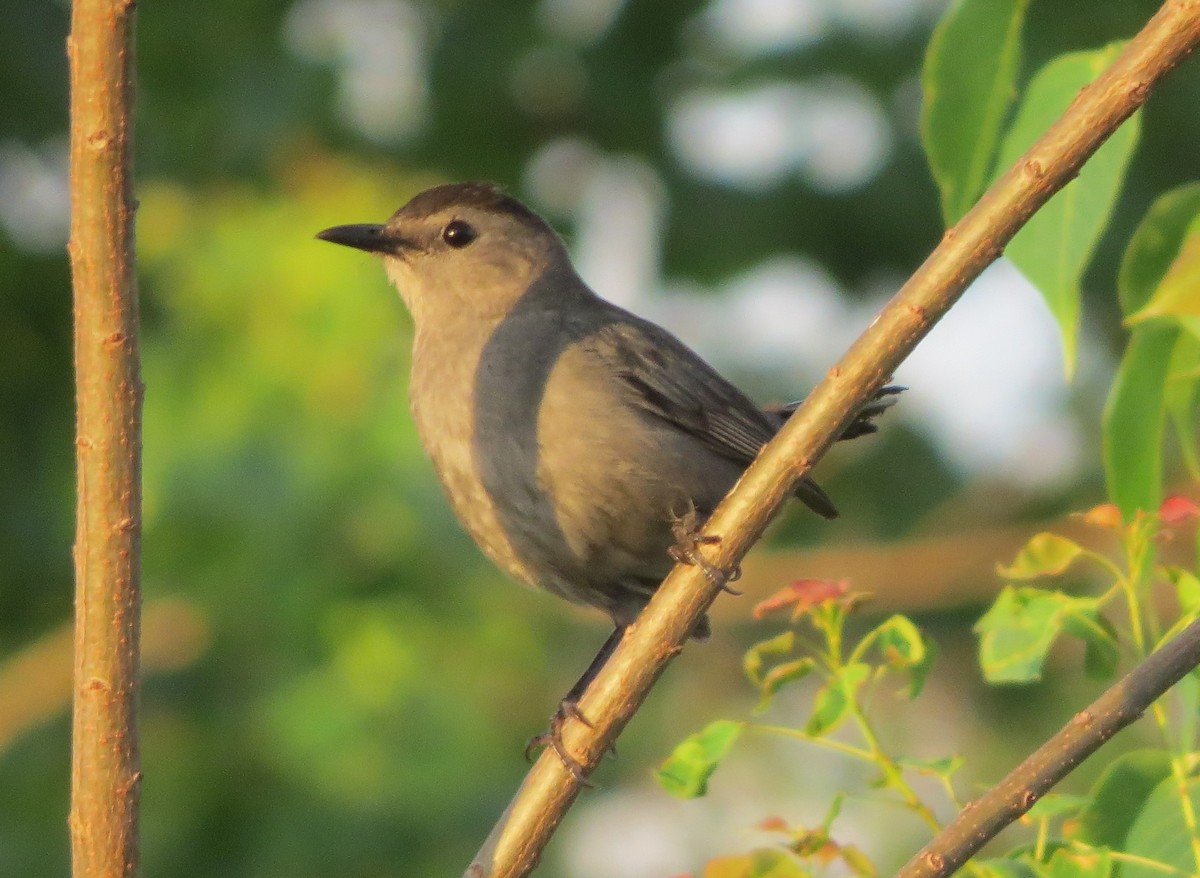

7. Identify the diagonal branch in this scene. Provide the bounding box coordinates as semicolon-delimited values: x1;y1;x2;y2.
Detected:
466;2;1200;876
68;1;142;877
896;615;1200;878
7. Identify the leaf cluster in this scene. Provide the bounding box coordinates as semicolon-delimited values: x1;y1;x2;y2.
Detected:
654;2;1200;875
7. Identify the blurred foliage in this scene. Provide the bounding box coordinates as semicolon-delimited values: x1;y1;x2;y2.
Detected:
997;43;1140;375
661;0;1200;873
3;1;1200;876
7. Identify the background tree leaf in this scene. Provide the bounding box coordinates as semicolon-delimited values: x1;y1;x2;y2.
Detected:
1126;217;1200;324
744;631;796;688
1045;846;1112;878
997;532;1084;580
975;588;1103;684
656;720;744;799
1104;324;1177;518
1118;184;1200;316
755;658;818;715
805;664;870;737
1121;773;1200;878
869;615;935;697
996;44;1140;377
1105;184;1200;518
1165;332;1200;477
921;0;1031;224
1075;749;1172;849
972;859;1039;878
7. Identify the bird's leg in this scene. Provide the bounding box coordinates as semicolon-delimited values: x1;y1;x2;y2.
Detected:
669;503;743;594
525;625;626;783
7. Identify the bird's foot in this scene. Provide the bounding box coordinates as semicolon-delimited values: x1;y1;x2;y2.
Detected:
669;507;743;594
524;699;600;785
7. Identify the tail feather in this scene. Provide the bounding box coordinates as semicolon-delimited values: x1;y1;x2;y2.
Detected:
795;475;839;520
773;384;904;441
771;384;904;519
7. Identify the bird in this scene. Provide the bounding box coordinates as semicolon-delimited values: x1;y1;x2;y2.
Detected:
317;182;898;775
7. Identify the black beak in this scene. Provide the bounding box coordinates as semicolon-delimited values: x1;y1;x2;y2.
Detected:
316;223;410;255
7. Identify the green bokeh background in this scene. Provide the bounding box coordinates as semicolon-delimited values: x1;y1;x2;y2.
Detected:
3;1;1199;875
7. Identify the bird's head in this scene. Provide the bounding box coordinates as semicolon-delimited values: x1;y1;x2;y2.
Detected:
317;182;572;325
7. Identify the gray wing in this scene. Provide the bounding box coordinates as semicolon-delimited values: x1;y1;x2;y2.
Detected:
600;321;774;462
583;314;839;519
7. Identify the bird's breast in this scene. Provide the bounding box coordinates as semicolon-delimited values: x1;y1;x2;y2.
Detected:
408;328;542;589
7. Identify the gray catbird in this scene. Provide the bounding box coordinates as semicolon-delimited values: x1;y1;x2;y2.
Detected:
318;182;897;771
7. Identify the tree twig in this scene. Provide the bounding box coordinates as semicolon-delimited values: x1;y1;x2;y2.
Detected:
0;600;208;757
897;616;1200;878
67;1;142;877
465;2;1200;875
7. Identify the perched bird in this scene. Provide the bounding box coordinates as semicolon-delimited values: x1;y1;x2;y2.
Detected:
317;182;897;772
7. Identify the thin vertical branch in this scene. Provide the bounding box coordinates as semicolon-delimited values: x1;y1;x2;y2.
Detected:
67;1;142;877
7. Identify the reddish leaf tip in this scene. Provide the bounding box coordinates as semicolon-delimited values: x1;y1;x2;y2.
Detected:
1160;495;1200;524
1081;502;1123;529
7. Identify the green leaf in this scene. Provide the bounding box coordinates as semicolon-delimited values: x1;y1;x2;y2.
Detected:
1063;611;1119;679
1127;216;1200;324
1105;185;1200;516
839;845;876;878
998;532;1084;580
743;631;815;713
805;663;870;737
1075;749;1172;848
819;792;846;832
1167;567;1200;613
1026;792;1088;820
1117;183;1200;316
909;636;938;699
744;631;796;687
1045;847;1112;878
997;44;1140;376
872;615;925;666
1121;773;1200;878
755;658;817;714
1165;332;1200;477
1083;619;1119;679
656;720;743;799
975;587;1104;683
977;586;1065;683
899;754;964;785
869;615;936;697
1160;567;1200;650
1175;672;1200;754
920;0;1030;224
1103;323;1176;518
971;859;1039;878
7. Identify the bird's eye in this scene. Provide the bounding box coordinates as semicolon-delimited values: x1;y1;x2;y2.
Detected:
442;219;477;248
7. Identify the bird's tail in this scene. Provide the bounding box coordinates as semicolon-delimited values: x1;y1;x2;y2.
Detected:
773;384;905;441
773;384;905;519
795;475;839;520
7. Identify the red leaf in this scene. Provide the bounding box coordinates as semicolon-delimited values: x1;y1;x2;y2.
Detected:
1160;495;1200;524
753;579;849;620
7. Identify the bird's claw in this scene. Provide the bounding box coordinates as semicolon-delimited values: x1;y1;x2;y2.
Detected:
524;699;611;785
669;508;743;594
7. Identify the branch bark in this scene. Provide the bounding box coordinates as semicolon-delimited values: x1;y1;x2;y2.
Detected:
1;600;208;758
896;615;1200;878
465;1;1200;876
67;2;142;877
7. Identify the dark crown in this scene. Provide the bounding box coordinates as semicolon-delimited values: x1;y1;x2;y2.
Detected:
400;182;549;231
